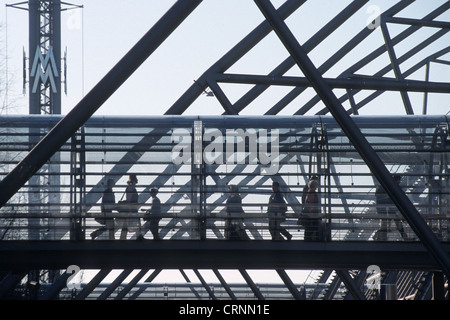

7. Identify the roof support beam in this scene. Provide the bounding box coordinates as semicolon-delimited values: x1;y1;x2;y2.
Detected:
253;0;450;279
231;0;370;115
380;19;414;115
274;0;414;116
385;17;450;29
215;73;450;93
75;269;111;300
309;2;449;116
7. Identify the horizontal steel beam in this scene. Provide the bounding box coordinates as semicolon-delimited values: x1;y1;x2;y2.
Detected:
385;17;450;29
215;73;450;93
0;240;448;271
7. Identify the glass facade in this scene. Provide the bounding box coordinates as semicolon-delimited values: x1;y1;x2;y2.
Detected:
0;115;448;242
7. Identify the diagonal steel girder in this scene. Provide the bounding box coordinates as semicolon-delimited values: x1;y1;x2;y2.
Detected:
253;0;450;278
0;0;203;208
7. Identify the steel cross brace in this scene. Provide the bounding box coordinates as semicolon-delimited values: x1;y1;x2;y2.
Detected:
253;0;450;278
380;18;414;115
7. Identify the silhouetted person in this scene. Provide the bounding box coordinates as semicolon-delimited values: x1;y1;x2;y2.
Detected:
91;178;116;240
375;175;408;241
268;181;291;241
302;179;321;241
225;185;249;240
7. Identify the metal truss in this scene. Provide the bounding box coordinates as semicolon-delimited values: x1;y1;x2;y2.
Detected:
0;0;449;300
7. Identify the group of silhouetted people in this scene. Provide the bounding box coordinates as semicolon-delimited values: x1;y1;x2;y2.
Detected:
225;180;319;241
91;174;162;241
91;173;409;241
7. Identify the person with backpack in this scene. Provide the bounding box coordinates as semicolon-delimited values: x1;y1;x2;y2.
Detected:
225;185;249;240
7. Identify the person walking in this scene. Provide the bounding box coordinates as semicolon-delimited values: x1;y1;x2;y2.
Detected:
91;178;116;240
302;179;321;241
145;187;162;240
120;174;142;240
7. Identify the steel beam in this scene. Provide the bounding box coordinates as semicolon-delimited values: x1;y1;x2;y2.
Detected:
114;269;149;300
253;0;450;278
164;0;306;115
385;17;450;29
331;45;450;116
336;270;366;300
272;0;415;115
1;241;449;271
231;0;370;114
129;269;162;299
75;269;111;300
276;269;303;300
38;270;71;300
0;0;203;208
311;3;449;116
239;269;264;300
193;269;217;300
97;269;133;300
380;19;414;115
212;269;237;300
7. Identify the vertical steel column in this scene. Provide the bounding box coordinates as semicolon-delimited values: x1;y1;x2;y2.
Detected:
0;0;203;208
254;0;450;278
